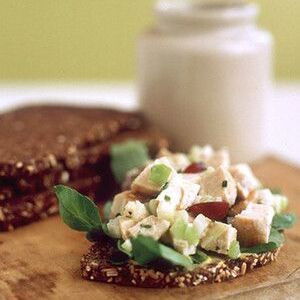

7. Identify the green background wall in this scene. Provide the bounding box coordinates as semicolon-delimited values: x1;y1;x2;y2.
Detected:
0;0;299;81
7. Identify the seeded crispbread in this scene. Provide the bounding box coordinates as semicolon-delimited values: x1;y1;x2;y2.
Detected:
81;238;281;288
0;105;168;231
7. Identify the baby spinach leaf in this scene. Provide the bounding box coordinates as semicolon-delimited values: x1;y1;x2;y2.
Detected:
54;185;102;232
241;228;284;254
131;235;193;268
110;140;149;183
103;200;113;222
191;249;209;264
272;213;297;230
269;187;282;195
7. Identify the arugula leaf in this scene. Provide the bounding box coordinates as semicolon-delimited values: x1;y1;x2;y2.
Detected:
241;228;284;254
228;240;241;259
131;235;193;268
103;200;113;222
110;140;149;183
191;249;209;264
54;185;102;232
272;213;297;230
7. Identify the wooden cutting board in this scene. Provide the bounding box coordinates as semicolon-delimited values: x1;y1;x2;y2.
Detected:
0;157;299;300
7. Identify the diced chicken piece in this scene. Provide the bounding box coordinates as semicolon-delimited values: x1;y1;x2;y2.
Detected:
178;173;202;184
189;145;214;163
155;176;182;222
189;145;230;168
127;216;170;241
207;149;230;169
230;164;260;200
119;216;137;240
228;190;257;216
178;180;200;209
122;200;149;221
107;216;136;240
253;189;287;213
107;216;122;239
148;199;159;216
200;222;237;254
131;158;175;196
254;189;274;206
194;194;223;204
110;191;140;218
157;148;190;171
121;166;144;191
232;203;274;247
272;194;288;213
199;166;237;206
193;214;212;239
173;239;196;256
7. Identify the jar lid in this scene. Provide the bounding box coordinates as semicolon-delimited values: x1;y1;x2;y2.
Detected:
155;0;258;31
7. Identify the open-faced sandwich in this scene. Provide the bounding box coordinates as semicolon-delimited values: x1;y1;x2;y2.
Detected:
54;142;296;288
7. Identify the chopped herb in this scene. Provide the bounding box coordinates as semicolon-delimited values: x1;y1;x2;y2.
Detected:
110;140;149;183
162;182;169;190
140;224;152;229
222;180;228;188
149;164;172;187
164;195;171;202
272;213;297;230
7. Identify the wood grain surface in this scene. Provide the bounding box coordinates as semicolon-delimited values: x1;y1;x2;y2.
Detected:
0;157;299;300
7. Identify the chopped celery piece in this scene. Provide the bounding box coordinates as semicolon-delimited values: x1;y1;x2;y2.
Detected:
228;240;240;259
149;164;171;187
170;219;199;246
170;219;186;240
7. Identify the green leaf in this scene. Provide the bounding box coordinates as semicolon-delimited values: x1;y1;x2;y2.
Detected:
86;229;104;242
241;228;284;254
110;245;130;265
272;213;297;230
131;235;193;268
269;228;284;245
54;185;102;232
191;249;209;264
103;200;113;222
270;187;282;195
241;242;278;254
149;164;171;187
228;240;241;259
110;140;149;183
117;240;132;257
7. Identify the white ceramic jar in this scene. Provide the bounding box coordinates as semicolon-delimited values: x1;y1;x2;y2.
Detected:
137;0;273;163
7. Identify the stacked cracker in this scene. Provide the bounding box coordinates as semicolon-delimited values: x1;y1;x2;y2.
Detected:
0;105;167;231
